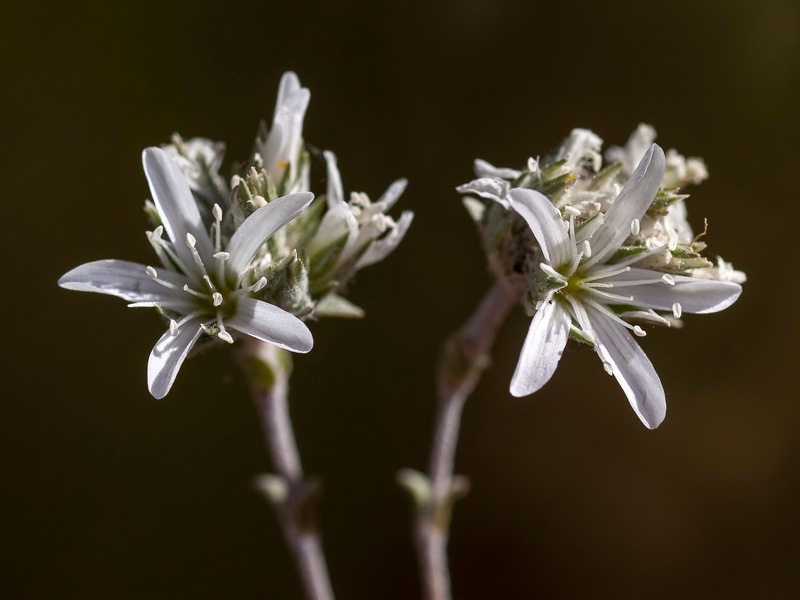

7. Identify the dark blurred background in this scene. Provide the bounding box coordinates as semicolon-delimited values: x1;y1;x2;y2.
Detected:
3;1;799;598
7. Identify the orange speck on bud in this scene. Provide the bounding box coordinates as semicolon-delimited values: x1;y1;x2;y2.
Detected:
278;161;289;168
567;174;576;180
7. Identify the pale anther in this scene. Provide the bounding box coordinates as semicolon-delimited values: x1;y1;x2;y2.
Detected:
540;263;566;281
582;329;596;344
146;266;158;279
633;325;646;337
661;274;676;286
212;204;223;222
218;331;234;344
213;292;223;307
630;219;640;236
564;206;581;217
582;240;592;258
186;232;197;248
169;319;179;337
668;238;678;251
253;277;268;293
672;302;682;319
603;362;614;376
213;251;230;261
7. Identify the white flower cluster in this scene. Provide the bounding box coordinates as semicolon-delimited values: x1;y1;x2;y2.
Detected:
59;72;412;397
459;125;745;428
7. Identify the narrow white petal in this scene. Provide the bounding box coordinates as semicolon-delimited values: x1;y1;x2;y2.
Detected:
356;210;414;268
306;200;359;258
59;259;192;308
143;147;214;265
508;188;574;268
586;304;666;429
376;178;408;210
226;192;314;277
227;297;313;353
323;150;345;208
148;322;205;399
473;158;521;180
585;144;666;267
456;177;510;206
607;268;742;314
510;298;570;397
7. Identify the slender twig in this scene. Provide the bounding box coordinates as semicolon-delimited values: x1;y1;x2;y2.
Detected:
241;340;334;600
403;278;522;600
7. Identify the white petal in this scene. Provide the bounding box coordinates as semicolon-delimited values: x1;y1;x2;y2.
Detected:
306;200;359;258
586;303;666;429
508;188;574;268
473;158;521;180
608;268;742;314
148;322;204;399
323;150;345;208
226;192;314;277
356;210;414;268
510;297;570;397
227;297;313;353
143;147;214;265
58;259;193;309
456;178;510;206
585;144;665;267
261;72;310;180
376;178;408;210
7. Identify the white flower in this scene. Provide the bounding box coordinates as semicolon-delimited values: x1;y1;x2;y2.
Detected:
255;71;311;192
59;147;314;399
507;144;742;428
305;150;414;284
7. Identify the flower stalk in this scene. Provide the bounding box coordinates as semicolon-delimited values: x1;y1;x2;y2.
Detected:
401;278;521;600
243;340;334;600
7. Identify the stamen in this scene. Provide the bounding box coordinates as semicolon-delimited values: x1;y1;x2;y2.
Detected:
603;362;614;376
661;274;676;286
145;266;183;292
212;292;223;307
603;245;668;270
582;240;592;258
540;263;567;282
216;312;234;344
213;252;230;261
564;206;581;217
609;277;674;288
586;288;635;303
672;302;682;319
169;319;179;336
212;204;223;254
147;233;192;275
668;238;678;251
182;284;207;299
633;325;646;337
582;265;631;283
252;277;267;293
231;276;269;297
582;329;597;345
585;298;642;333
186;232;197;248
630;219;640;236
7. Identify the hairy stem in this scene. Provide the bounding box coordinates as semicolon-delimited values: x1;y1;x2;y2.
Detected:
409;278;522;600
242;340;334;600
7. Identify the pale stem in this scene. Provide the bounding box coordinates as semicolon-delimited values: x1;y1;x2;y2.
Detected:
413;278;522;600
241;340;334;600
